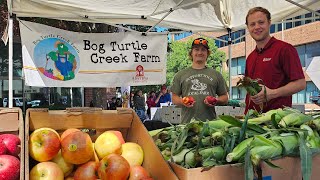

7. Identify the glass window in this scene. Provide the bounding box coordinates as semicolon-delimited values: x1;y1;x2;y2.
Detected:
304;41;320;68
306;41;320;61
277;23;282;32
270;24;275;33
285;18;292;29
305;12;312;24
237;57;246;75
294;16;302;27
239;87;246;100
306;82;320;103
295;45;306;67
292;93;298;104
231;58;238;76
232;87;239;99
316;10;320;21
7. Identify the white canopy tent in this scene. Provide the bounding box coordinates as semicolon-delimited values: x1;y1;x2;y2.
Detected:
5;0;320;108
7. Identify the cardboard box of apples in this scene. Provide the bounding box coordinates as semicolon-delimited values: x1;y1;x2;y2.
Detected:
25;108;178;180
0;108;25;180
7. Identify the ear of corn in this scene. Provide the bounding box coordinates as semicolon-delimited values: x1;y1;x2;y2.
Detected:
251;135;278;147
250;140;283;166
226;137;254;162
248;108;294;125
270;133;299;155
279;112;314;127
171;148;191;164
199;146;225;161
301;124;320;149
237;76;263;110
184;150;197;168
248;109;279;125
208;119;232;129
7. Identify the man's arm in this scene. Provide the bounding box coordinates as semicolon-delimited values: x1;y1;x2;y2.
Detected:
172;93;183;106
251;78;306;105
216;93;229;105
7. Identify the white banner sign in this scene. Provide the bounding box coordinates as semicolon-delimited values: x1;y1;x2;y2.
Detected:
19;20;167;87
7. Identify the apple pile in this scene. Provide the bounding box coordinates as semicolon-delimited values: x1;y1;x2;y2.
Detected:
0;134;21;180
28;127;154;180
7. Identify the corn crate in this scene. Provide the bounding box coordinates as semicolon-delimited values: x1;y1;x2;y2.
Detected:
169;156;305;180
25;108;178;180
0;108;25;180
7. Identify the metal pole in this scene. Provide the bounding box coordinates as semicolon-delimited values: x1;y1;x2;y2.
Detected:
8;16;13;108
70;88;73;107
227;28;232;98
281;20;284;40
22;79;25;113
48;87;51;105
81;87;84;107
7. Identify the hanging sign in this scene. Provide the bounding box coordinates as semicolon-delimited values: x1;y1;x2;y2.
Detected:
19;20;167;87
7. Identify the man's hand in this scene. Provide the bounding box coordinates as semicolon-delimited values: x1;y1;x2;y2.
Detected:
182;96;195;107
250;85;274;105
204;96;217;107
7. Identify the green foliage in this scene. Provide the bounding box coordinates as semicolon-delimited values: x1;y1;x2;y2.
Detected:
166;37;226;85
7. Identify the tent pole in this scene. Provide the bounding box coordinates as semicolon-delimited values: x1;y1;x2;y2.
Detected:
8;16;13;108
227;28;232;98
70;88;73;107
81;87;85;107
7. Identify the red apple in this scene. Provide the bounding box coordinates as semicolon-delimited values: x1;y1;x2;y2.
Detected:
0;141;8;155
30;162;64;180
60;128;80;141
29;128;61;162
98;154;130;180
0;155;20;180
61;131;93;164
182;96;195;105
95;131;123;159
109;131;125;144
74;161;98;180
129;165;151;180
205;96;217;105
0;134;21;157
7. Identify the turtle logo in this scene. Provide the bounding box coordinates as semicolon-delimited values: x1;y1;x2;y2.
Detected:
34;38;80;81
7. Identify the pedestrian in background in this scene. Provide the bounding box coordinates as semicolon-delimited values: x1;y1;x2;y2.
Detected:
146;91;157;119
155;85;172;107
133;90;146;121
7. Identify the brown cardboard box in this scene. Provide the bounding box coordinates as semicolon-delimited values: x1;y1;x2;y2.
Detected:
0;108;25;180
169;156;303;180
25;108;178;180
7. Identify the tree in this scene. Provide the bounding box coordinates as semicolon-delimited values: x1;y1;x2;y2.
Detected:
166;37;226;85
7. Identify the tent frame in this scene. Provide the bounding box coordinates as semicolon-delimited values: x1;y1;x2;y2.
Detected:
5;0;320;107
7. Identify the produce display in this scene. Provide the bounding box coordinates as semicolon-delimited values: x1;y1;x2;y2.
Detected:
151;107;320;180
28;128;153;180
0;134;21;180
